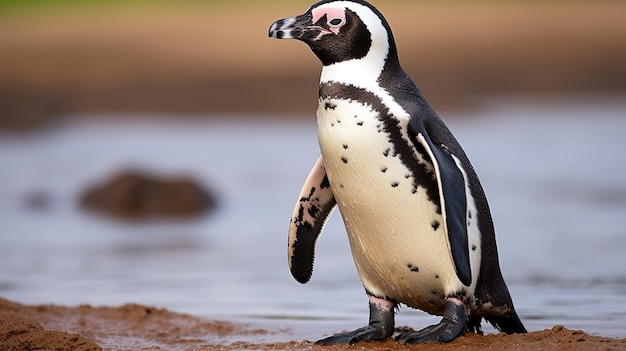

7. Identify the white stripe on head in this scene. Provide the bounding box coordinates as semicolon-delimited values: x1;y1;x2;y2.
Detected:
317;1;390;87
316;2;407;119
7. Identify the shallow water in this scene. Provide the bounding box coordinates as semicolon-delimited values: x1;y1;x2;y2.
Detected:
1;98;625;340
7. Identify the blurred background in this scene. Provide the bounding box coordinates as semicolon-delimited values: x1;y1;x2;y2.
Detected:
2;0;625;126
1;0;625;342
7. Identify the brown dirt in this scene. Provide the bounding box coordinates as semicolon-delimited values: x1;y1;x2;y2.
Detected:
0;314;101;351
0;2;625;129
1;298;624;351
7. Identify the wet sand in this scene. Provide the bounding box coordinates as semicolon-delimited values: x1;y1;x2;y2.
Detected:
1;298;625;350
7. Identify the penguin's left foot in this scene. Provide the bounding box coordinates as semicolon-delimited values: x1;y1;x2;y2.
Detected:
316;296;395;345
396;298;467;344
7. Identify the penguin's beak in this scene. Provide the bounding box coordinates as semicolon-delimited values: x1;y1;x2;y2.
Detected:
269;13;314;40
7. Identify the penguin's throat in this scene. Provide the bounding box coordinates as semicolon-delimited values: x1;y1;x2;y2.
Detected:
320;40;390;86
321;59;381;86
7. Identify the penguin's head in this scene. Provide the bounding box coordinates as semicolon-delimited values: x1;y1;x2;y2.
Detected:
269;0;397;67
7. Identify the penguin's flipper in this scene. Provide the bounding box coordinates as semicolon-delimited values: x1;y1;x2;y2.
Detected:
415;133;472;287
288;155;337;284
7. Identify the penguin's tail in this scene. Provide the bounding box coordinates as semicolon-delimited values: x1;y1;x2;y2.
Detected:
485;311;527;334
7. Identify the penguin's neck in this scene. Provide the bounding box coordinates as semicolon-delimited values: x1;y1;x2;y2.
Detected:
318;46;409;119
319;39;390;90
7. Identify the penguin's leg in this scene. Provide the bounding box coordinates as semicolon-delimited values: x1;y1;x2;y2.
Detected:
316;295;395;345
396;297;468;344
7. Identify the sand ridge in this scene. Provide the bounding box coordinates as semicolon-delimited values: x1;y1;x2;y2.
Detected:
1;298;625;350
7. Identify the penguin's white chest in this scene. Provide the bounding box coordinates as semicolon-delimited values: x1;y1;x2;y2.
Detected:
317;97;468;313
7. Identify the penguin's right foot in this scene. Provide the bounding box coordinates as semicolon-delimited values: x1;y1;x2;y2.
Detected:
395;298;467;344
316;296;395;345
316;322;391;345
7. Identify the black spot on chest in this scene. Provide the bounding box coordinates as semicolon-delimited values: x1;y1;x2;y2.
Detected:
431;220;440;231
407;263;419;272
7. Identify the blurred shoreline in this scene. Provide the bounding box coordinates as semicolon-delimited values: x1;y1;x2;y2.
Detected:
1;1;625;129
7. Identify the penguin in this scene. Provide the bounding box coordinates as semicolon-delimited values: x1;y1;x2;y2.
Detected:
269;0;526;344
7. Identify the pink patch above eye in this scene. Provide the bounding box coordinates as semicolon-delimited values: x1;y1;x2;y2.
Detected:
312;6;346;26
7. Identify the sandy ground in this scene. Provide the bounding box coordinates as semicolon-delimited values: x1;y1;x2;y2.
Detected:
1;2;625;129
1;298;625;351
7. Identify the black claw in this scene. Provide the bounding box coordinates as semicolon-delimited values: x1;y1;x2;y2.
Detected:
396;300;468;344
316;299;395;345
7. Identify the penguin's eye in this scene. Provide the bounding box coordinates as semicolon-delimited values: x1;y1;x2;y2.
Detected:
328;18;344;26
